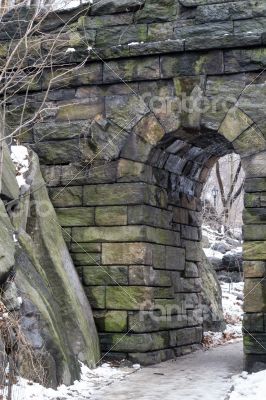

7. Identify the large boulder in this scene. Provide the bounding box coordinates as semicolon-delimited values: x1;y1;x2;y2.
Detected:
12;150;100;386
0;199;15;284
198;252;225;332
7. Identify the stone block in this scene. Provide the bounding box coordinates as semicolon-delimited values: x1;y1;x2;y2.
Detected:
41;165;62;187
133;114;165;145
102;242;153;265
243;208;266;224
169;327;202;347
128;265;172;286
181;225;200;241
166;246;186;270
72;253;101;266
161;51;223;78
184;241;203;262
95;206;127;226
243;241;266;260
244;225;266;241
56;207;94;227
83;183;148;206
83;266;128;286
120;132;153;163
245;179;266;193
117;159;152;183
105;95;149;131
94;310;128;332
49;186;83;207
172;207;189;224
243;313;264;333
135;0;180;23
103;57;159;83
42;63;102;89
33;121;90;141
56;98;104;121
218;106;253;142
106;286;154;310
128;311;160;332
84;286;106;309
91;0;144;15
128;349;175;366
100;331;169;352
224;48;266;74
152;245;166;269
233;127;266;157
243;261;266;278
244;279;266;312
242;152;266;179
244;333;266;354
185;262;199;278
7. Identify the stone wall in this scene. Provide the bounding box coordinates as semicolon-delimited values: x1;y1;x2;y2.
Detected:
1;0;266;370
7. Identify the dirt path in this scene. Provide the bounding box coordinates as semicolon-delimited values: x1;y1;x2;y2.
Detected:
92;342;243;400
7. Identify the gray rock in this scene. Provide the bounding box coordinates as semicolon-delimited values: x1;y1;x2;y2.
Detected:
212;240;231;254
2;281;20;311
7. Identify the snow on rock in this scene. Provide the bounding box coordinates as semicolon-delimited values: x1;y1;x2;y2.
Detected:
203;282;243;348
203;247;224;260
227;370;266;400
9;362;138;400
11;145;29;187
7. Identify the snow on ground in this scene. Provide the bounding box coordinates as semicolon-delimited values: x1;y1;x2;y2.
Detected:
203;247;224;259
9;363;139;400
11;145;29;187
203;282;243;348
227;370;266;400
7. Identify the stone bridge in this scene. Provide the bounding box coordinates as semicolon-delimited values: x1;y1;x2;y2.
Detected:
3;0;266;371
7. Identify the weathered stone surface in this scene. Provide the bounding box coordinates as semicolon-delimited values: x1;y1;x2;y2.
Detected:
133;114;165;145
85;286;106;309
102;242;153;265
33;121;90;141
128;205;172;229
95;206;127;226
135;0;179;23
224;48;266;73
96;24;147;47
243;261;266;278
91;0;144;15
94;310;127;332
56;207;94;227
106;286;154;310
71;252;101;266
103;57;159;83
233;126;266;157
105;95;149;131
0;199;15;284
49;186;83;207
243;241;266;260
83;266;128;285
100;331;169;352
244;208;266;225
218;107;253;142
243;313;264;333
129;265;172;286
161;51;223;78
242;152;266;178
244;279;266;312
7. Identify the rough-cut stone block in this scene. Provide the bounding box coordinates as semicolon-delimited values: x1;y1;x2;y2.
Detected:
95;206;127;226
242;152;266;179
166;247;186;270
83;266;128;285
49;186;83;207
33;121;90;141
91;0;144;16
84;286;106;309
128;266;172;286
184;241;203;262
103;57;159;83
117;159;152;183
169;327;202;347
56;207;94;227
102;242;153;265
244;225;266;241
135;0;180;23
33;139;91;164
1;143;19;201
106;286;154;310
56;98;104;121
72;253;101;266
133;114;165;145
244;279;266;312
185;262;199;278
120;132;153;163
243;313;264;333
70;243;101;253
243;261;266;278
233;127;266;157
128;205;172;229
83;183;151;206
105;95;149;131
243;241;266;260
244;333;266;354
218;107;253;142
224;48;266;73
161;51;223;78
245;179;266;194
100;331;169;352
94;310;128;332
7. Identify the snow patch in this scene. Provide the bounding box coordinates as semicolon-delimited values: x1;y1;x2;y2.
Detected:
227;370;266;400
11;145;29;187
9;362;138;400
